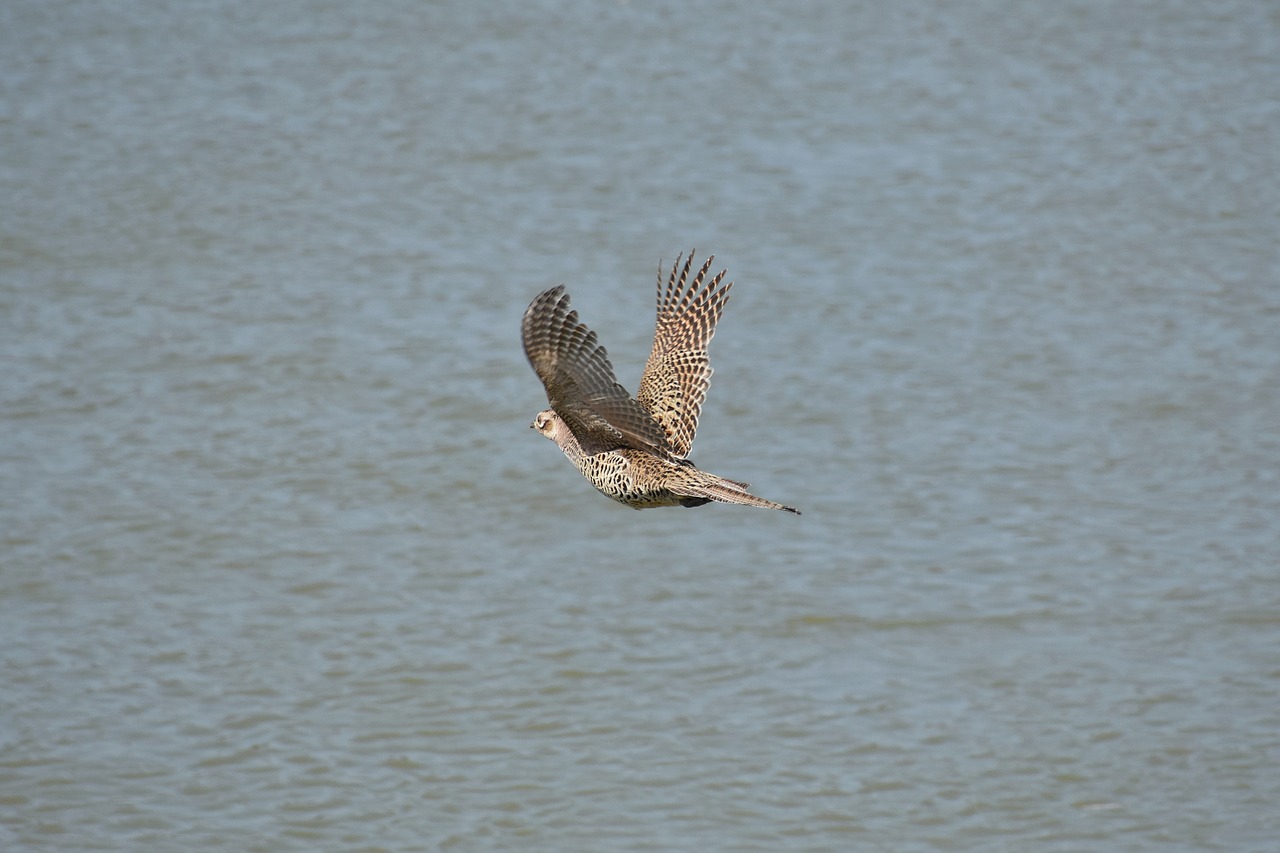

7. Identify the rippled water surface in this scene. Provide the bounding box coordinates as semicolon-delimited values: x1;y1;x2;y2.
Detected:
3;1;1278;849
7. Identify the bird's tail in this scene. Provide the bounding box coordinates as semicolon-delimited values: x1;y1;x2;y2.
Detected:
681;471;801;515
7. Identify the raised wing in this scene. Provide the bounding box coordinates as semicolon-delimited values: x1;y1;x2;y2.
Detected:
522;286;674;456
636;252;732;458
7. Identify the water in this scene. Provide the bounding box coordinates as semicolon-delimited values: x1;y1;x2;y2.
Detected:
3;0;1278;849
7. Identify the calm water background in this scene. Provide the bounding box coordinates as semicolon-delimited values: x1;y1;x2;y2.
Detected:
3;1;1278;850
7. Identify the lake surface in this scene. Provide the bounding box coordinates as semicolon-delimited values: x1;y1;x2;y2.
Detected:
2;0;1278;849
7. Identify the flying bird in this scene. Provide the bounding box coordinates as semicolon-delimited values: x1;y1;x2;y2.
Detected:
522;251;800;514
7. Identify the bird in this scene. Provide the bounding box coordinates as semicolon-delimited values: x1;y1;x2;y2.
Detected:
522;251;800;514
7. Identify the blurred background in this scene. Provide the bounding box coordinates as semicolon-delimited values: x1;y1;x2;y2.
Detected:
2;0;1277;849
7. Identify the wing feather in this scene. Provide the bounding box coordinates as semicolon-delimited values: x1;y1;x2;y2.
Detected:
522;286;674;456
636;252;732;458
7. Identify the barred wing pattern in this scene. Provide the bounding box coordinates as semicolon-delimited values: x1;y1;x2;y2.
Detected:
636;252;732;458
522;285;674;456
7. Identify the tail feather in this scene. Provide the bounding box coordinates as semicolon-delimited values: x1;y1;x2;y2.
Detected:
681;472;800;515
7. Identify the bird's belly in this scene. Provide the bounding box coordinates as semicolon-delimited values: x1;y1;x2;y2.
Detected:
575;449;686;509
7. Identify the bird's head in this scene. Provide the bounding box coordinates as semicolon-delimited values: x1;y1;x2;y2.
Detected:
530;408;562;441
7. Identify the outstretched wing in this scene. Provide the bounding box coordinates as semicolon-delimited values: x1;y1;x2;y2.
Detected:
636;252;732;458
522;286;674;456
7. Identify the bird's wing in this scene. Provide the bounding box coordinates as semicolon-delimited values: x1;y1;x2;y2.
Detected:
522;285;675;456
636;252;732;458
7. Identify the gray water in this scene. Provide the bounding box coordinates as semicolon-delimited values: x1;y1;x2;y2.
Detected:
3;1;1278;850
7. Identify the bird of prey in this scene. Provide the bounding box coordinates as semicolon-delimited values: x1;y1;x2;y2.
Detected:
522;251;800;514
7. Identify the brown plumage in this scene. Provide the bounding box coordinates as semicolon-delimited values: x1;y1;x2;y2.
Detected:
522;251;800;514
638;253;730;458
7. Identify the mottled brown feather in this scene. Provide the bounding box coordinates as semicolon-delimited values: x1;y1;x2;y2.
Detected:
637;252;732;458
521;285;674;456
